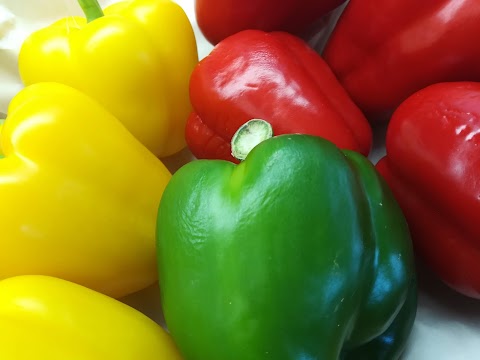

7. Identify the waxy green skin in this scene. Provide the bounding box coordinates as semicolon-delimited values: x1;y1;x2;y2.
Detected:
157;134;417;360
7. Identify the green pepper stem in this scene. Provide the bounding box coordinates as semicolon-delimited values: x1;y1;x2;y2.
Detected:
231;119;273;161
78;0;104;23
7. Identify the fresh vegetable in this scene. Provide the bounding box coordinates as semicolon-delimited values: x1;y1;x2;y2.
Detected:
0;275;182;359
376;81;480;299
18;0;198;158
186;30;372;163
0;82;171;298
323;0;480;121
195;0;347;45
158;120;416;360
0;118;4;158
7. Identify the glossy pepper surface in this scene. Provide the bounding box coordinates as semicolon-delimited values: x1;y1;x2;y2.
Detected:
0;82;171;298
18;0;198;158
0;119;4;157
376;82;480;299
186;30;372;163
0;275;182;360
157;121;416;360
323;0;480;121
195;0;346;45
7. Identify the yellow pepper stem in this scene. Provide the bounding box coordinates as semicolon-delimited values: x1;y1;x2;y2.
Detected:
78;0;104;23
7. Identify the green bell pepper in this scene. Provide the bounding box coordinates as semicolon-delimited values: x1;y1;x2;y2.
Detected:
157;120;417;360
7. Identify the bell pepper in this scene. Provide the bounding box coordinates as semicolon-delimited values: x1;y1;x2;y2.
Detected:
0;82;171;298
0;275;182;359
18;0;198;158
195;0;347;45
0;118;4;158
376;81;480;299
323;0;480;121
186;30;372;163
157;120;417;360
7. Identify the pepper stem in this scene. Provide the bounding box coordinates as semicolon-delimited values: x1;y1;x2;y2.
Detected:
78;0;104;23
231;119;273;161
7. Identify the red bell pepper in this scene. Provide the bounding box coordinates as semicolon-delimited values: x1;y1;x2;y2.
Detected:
186;30;372;163
195;0;347;45
323;0;480;121
376;81;480;299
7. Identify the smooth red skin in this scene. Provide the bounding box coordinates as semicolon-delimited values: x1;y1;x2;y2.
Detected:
323;0;480;122
375;82;480;299
195;0;346;45
186;30;372;163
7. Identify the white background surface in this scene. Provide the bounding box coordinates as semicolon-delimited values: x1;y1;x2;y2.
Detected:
1;1;479;358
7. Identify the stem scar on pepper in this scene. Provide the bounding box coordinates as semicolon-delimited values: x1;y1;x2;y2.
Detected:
231;119;273;161
78;0;104;23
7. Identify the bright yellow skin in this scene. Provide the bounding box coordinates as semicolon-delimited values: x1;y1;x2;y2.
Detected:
0;121;3;157
0;275;183;359
18;0;198;158
0;82;171;298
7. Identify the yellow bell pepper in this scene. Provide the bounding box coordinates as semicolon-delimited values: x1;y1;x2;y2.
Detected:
0;82;171;298
0;275;182;359
0;118;4;157
18;0;198;158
